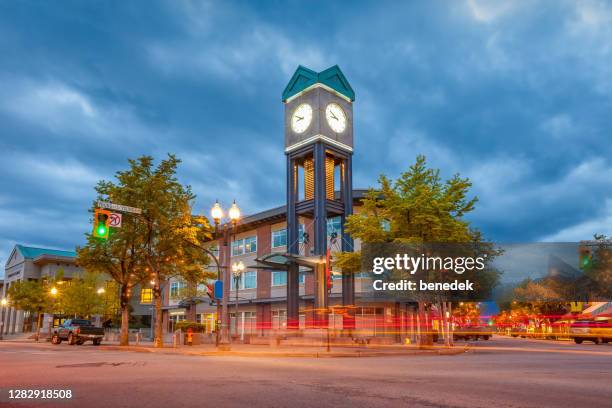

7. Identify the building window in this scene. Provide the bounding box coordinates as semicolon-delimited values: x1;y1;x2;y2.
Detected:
232;236;257;256
140;288;153;304
327;217;341;238
273;225;307;248
244;236;257;254
299;224;306;243
272;271;287;286
231;271;257;289
272;229;287;248
272;310;287;329
231;239;245;256
270;271;305;286
170;281;186;298
243;271;257;289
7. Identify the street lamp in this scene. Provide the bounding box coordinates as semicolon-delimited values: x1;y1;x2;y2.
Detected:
211;200;224;225
47;287;58;342
97;288;105;295
232;260;245;338
228;200;241;223
0;297;8;341
208;199;241;347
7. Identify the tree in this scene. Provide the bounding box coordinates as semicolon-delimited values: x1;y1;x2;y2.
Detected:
337;155;500;346
7;280;49;341
136;156;213;347
60;272;109;319
584;234;612;299
77;155;212;348
77;158;153;346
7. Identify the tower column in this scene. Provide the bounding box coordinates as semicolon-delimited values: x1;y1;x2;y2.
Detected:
286;156;300;329
313;142;327;256
313;142;328;327
342;154;355;330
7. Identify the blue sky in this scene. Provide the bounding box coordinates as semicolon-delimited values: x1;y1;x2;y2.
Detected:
1;0;612;269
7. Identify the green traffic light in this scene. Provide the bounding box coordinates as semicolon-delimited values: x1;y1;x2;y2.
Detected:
97;226;107;235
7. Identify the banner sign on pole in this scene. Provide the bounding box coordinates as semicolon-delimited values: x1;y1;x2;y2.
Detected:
214;280;223;300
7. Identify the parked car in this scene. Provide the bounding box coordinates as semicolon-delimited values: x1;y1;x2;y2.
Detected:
569;320;612;344
51;319;105;346
453;325;493;341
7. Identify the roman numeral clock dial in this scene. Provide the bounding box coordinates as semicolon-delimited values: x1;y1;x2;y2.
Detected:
291;103;313;134
325;103;347;133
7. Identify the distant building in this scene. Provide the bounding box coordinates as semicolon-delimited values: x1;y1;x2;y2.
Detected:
1;244;155;336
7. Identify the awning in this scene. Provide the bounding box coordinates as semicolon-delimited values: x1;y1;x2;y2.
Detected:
249;252;325;272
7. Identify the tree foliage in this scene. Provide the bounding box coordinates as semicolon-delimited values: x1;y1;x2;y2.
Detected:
339;155;501;297
77;154;213;347
59;272;118;319
336;155;501;347
7;279;51;340
344;155;478;244
584;234;612;299
7;280;49;316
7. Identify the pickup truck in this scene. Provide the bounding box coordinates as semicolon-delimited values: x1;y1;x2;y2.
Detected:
453;325;493;341
51;319;105;346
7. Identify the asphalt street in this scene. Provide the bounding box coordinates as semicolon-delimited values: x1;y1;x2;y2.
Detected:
1;336;610;408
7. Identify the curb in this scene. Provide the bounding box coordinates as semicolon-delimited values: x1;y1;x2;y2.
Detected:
2;341;470;358
96;345;469;358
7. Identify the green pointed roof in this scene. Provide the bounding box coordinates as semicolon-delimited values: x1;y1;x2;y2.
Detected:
282;65;355;102
16;244;76;259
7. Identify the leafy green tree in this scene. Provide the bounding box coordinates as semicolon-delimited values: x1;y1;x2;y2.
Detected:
7;280;49;341
136;156;213;347
511;279;567;329
77;155;212;347
584;234;612;299
77;158;153;346
60;272;108;318
337;155;500;346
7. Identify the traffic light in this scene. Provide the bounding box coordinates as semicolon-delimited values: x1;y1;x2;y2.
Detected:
579;246;592;270
93;209;111;239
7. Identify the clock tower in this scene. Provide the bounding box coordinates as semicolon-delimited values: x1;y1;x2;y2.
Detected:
282;65;355;329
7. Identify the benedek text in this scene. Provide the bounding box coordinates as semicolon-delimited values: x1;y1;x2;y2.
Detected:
373;279;474;291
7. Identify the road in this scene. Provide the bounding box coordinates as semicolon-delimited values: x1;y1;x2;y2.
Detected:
1;336;610;408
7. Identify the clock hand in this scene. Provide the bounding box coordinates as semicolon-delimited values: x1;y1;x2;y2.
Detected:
296;116;303;121
330;112;338;120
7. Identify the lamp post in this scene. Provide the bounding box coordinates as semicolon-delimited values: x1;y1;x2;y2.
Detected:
232;261;245;338
0;297;7;340
96;288;107;331
47;286;58;342
210;199;241;347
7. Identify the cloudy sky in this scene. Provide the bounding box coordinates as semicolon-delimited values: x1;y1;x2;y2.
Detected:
1;0;612;270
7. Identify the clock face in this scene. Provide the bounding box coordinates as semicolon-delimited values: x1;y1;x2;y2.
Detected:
325;103;347;133
291;103;313;134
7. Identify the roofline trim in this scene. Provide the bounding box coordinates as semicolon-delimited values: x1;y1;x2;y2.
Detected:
285;134;353;153
284;82;353;104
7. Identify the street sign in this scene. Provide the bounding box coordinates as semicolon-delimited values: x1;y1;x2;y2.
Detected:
214;280;223;300
109;213;122;228
97;201;142;214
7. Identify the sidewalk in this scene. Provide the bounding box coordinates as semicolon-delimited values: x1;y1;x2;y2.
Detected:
1;336;470;358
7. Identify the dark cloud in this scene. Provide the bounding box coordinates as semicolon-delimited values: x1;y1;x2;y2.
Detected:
2;0;612;269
